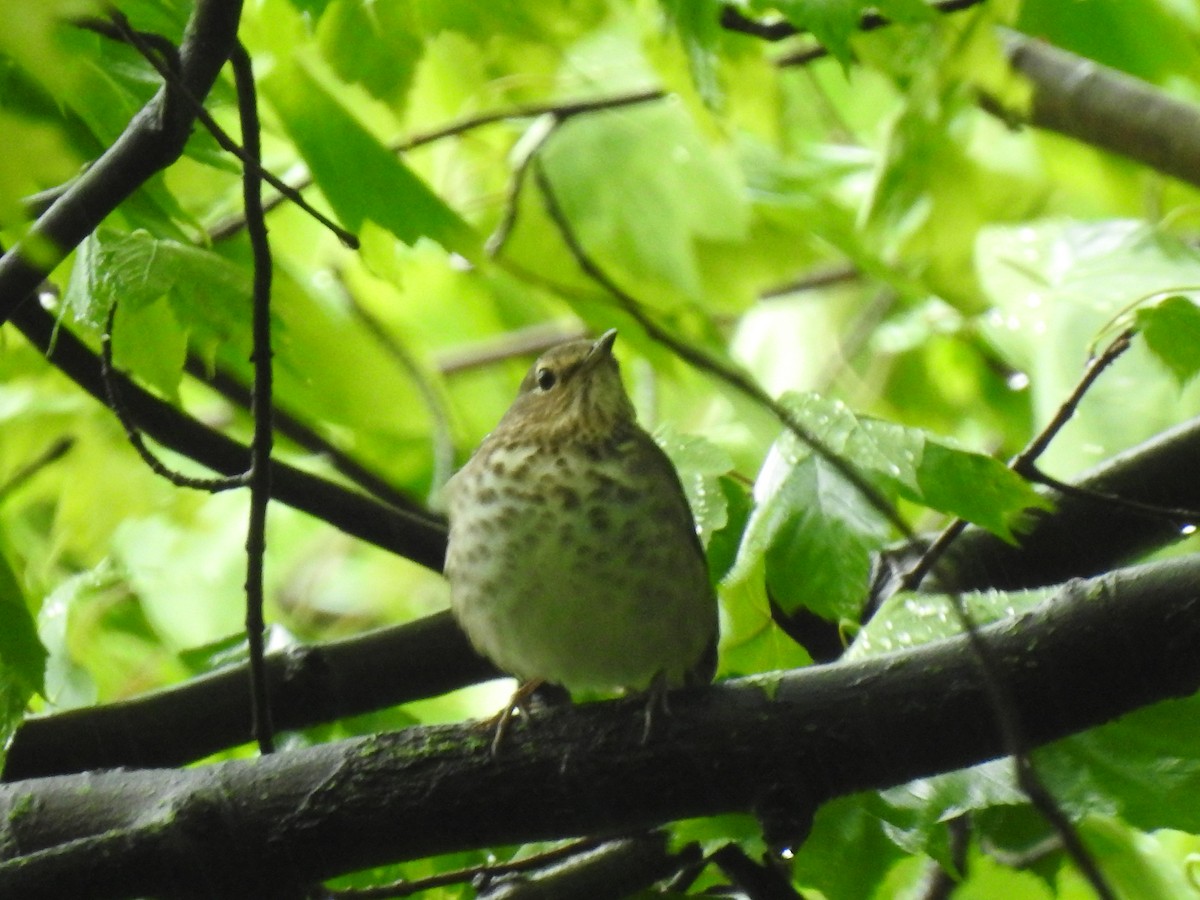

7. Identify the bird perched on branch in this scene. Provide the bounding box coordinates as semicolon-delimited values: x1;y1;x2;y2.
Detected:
444;329;717;746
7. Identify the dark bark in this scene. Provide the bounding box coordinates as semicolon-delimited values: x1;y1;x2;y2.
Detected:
2;554;1198;899
3;611;494;780
933;416;1200;591
0;0;244;326
993;29;1200;192
9;416;1199;780
9;301;448;571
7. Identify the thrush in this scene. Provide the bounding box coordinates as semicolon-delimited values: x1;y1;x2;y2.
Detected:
444;329;717;738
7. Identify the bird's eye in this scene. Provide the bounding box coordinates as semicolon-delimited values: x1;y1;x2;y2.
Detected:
536;367;557;391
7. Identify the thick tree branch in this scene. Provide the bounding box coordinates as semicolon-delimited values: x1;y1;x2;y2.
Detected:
3;554;1199;899
899;329;1134;593
933;415;1200;591
0;0;244;326
984;29;1200;192
3;611;495;781
8;414;1199;780
7;302;448;571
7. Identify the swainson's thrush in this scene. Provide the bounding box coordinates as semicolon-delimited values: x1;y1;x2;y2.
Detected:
444;329;717;725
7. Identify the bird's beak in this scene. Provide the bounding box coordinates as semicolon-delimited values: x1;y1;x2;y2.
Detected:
589;329;618;362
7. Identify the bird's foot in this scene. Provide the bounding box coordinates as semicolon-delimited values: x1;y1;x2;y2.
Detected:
484;679;546;756
640;672;672;744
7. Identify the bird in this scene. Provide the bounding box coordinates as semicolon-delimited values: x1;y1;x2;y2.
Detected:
443;329;717;745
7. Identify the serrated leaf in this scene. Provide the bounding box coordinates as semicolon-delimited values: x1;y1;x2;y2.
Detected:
265;60;479;257
780;393;1050;541
1136;295;1200;387
845;586;1055;661
915;443;1051;543
64;228;252;326
727;394;1049;626
62;228;252;397
654;424;734;543
762;455;888;620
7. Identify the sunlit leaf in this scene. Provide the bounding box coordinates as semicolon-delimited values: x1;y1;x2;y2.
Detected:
1136;295;1200;387
0;546;47;698
265;60;479;257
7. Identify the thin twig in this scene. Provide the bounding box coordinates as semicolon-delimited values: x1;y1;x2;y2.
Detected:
340;285;458;494
209;88;666;242
900;330;1135;592
486;114;558;257
742;0;990;67
0;438;75;505
760;264;860;299
232;42;276;756
436;321;589;375
530;157;911;537
101;303;248;492
1025;465;1200;525
103;10;358;249
324;837;604;899
1012;331;1135;473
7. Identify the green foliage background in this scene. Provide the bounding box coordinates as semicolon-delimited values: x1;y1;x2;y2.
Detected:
4;0;1200;895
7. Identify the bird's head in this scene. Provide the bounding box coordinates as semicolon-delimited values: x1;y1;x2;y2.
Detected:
497;329;636;443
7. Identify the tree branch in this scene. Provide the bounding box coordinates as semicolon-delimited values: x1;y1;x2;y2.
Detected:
10;415;1200;780
933;415;1200;591
3;553;1200;898
6;302;448;571
3;611;495;781
983;29;1200;192
0;0;244;326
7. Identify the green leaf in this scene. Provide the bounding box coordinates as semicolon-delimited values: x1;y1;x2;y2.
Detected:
654;424;734;543
110;295;188;403
1136;295;1200;387
915;442;1051;544
706;476;753;584
63;228;253;397
0;546;47;698
265;60;479;257
769;0;863;68
317;0;423;107
718;559;812;677
659;0;726;106
791;794;906;900
782;393;1051;542
537;101;749;303
844;586;1055;660
1036;693;1200;835
954;847;1054;900
1060;817;1200;900
724;417;891;624
761;455;887;620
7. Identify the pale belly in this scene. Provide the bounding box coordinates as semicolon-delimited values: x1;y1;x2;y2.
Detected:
445;442;716;693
